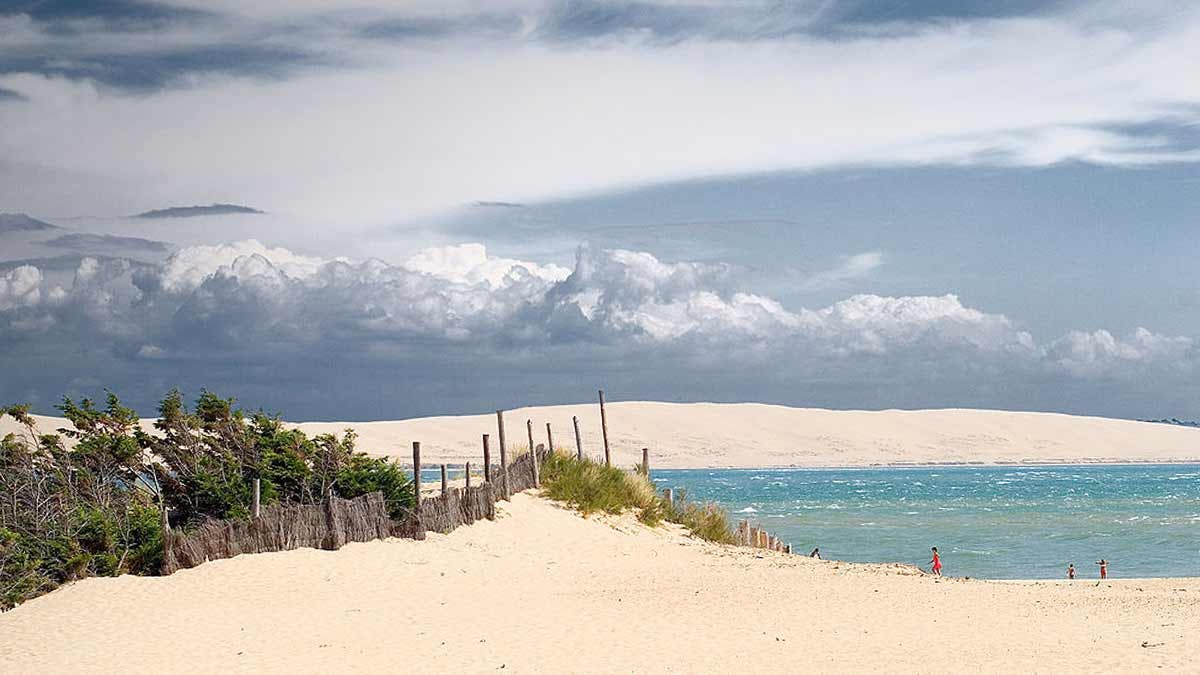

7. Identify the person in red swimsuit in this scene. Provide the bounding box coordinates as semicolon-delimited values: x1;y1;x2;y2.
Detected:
930;546;942;576
1096;559;1108;579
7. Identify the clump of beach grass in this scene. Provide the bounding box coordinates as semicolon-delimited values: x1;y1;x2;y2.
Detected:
662;488;737;545
538;451;737;543
538;451;664;525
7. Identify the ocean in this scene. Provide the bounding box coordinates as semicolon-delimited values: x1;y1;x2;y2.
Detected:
651;464;1200;580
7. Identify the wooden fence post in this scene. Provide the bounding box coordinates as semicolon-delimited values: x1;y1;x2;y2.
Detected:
527;419;540;488
497;411;508;497
749;526;759;548
412;441;421;511
663;488;673;508
441;464;448;495
252;477;261;518
546;422;554;455
599;389;611;467
572;415;583;460
737;520;749;545
641;448;649;478
497;410;508;469
482;434;491;482
465;461;472;489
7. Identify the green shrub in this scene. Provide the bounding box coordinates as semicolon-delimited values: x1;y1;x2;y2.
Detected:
2;388;417;610
539;451;663;525
335;454;414;519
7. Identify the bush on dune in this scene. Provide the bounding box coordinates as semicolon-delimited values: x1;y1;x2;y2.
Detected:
1;388;416;610
538;451;736;543
1;398;161;609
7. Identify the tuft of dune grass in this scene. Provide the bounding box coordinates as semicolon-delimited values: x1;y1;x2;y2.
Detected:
539;451;736;543
662;489;737;545
539;451;664;525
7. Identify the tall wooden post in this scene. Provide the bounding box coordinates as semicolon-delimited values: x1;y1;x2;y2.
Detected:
497;411;509;497
497;411;508;469
599;389;611;467
482;434;491;482
663;488;674;509
465;461;472;489
412;441;421;510
527;419;539;488
572;415;583;460
641;448;649;478
252;477;261;518
440;464;448;495
546;422;554;455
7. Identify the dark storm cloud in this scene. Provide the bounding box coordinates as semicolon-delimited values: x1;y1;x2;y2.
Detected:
4;0;210;30
0;44;328;91
357;13;523;42
0;1;1098;92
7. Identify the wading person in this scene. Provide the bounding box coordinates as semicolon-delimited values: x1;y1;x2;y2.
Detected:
1096;559;1108;579
1068;563;1075;580
930;547;942;576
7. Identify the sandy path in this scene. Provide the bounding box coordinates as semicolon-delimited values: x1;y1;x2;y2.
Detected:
10;402;1200;468
2;493;1196;673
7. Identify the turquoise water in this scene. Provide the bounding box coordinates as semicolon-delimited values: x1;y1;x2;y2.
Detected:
652;465;1200;579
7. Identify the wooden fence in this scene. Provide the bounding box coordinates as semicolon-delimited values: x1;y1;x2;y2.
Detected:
161;391;793;574
162;492;393;574
162;447;553;575
734;519;792;554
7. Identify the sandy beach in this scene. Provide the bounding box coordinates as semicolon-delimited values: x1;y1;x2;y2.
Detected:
2;492;1195;673
14;402;1197;469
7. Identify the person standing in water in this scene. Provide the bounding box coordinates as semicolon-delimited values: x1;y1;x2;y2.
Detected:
1096;559;1108;579
930;547;942;576
1068;563;1075;580
810;547;821;559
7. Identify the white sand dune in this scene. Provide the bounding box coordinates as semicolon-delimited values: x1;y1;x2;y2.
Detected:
2;493;1196;673
8;402;1200;468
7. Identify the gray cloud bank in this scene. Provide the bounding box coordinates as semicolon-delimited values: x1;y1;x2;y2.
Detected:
1;240;1194;420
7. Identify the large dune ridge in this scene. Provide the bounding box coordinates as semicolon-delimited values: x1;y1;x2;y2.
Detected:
1;493;1195;673
9;402;1200;468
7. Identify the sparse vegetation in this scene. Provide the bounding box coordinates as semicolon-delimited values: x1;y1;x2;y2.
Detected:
538;450;736;543
539;451;663;525
662;488;737;544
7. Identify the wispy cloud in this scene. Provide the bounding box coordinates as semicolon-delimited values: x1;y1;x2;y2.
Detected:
2;2;1198;222
798;251;883;290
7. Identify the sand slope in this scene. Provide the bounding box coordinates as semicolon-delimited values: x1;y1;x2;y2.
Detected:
1;493;1196;673
7;403;1200;467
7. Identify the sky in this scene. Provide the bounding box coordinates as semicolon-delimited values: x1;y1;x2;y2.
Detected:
1;0;1198;421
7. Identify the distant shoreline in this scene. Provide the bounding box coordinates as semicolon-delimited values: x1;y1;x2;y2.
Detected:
9;402;1200;469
